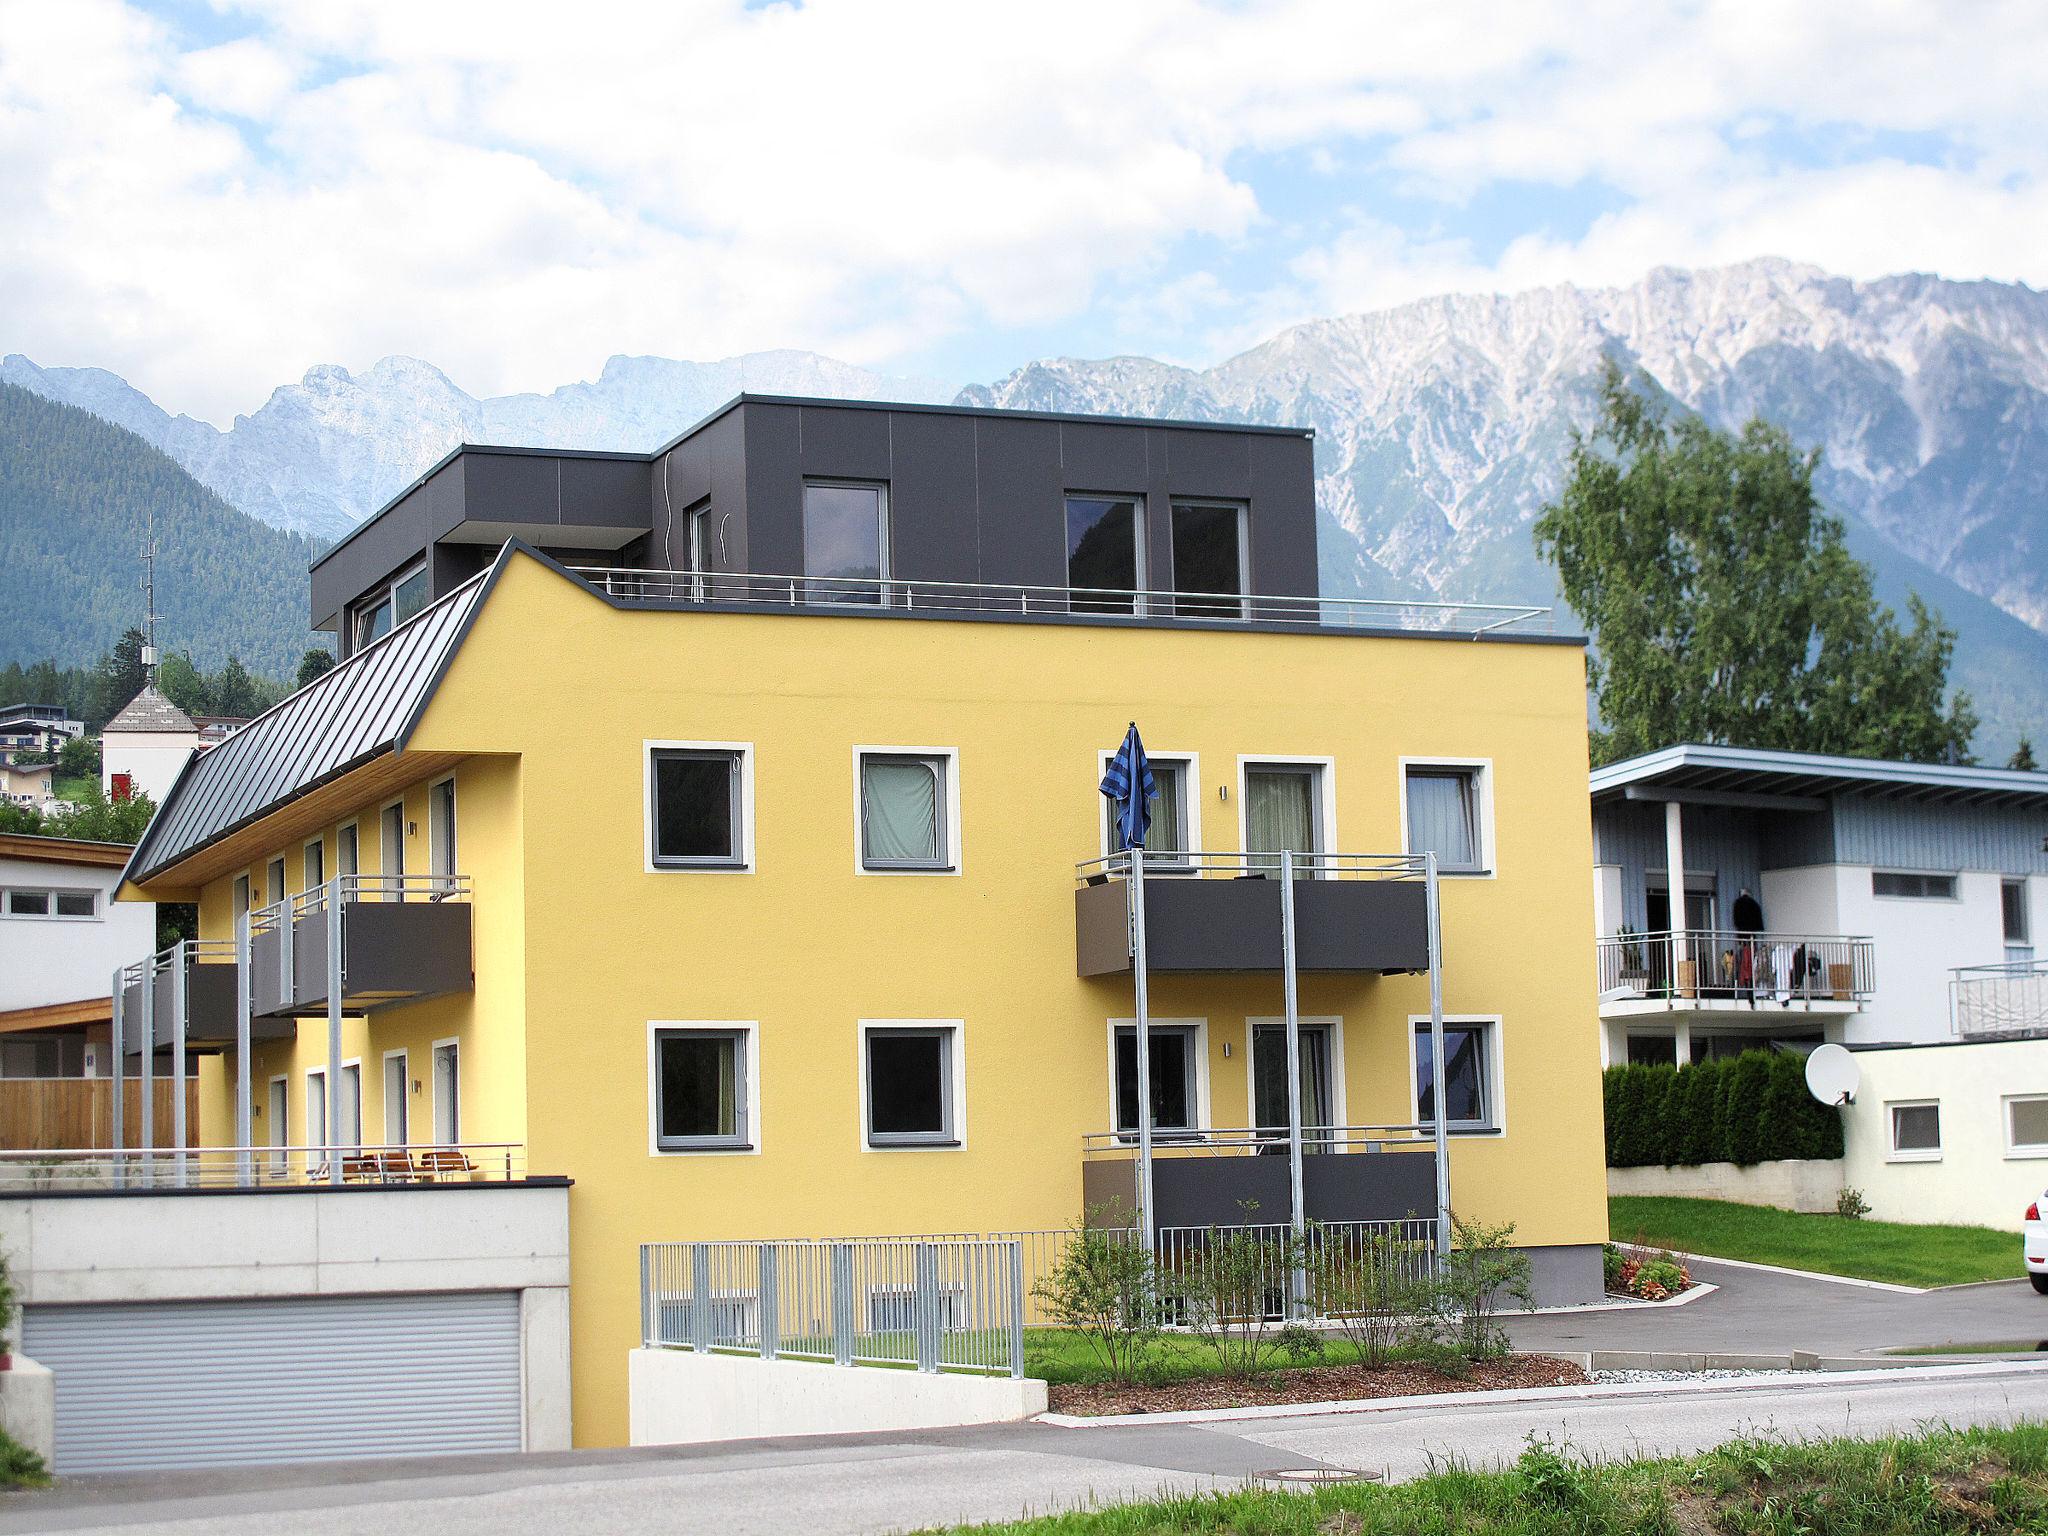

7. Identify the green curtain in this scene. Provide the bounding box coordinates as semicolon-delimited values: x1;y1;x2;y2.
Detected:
863;759;940;863
1245;769;1313;872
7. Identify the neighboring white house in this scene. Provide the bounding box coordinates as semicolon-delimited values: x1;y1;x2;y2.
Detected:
99;687;250;807
1590;744;2048;1065
0;832;155;1078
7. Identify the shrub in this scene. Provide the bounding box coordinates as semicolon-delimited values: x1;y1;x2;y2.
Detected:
1601;1050;1841;1168
0;1429;47;1491
1173;1221;1299;1378
1836;1186;1871;1220
0;1248;14;1359
1307;1223;1436;1367
1438;1215;1533;1360
1030;1214;1161;1384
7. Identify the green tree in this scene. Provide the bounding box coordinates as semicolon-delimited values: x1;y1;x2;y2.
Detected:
155;650;209;715
296;646;336;688
42;784;155;844
1534;364;1976;766
89;627;149;729
56;734;99;780
208;656;261;718
2012;736;2039;772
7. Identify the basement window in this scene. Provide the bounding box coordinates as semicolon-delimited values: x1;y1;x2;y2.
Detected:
1888;1100;1942;1161
653;1027;751;1151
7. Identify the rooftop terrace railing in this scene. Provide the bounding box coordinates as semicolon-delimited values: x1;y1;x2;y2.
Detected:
0;1142;529;1192
1597;929;1875;1005
569;566;1554;638
1951;960;2048;1039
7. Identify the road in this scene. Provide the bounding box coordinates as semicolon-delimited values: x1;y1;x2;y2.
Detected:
8;1362;2047;1536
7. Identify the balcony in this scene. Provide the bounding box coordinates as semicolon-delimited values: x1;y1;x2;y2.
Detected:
1951;961;2048;1039
250;875;473;1019
0;1141;535;1193
1074;852;1430;977
117;942;292;1056
1081;1125;1441;1229
1596;930;1875;1017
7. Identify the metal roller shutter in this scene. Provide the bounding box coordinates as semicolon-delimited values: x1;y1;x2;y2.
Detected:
22;1291;523;1473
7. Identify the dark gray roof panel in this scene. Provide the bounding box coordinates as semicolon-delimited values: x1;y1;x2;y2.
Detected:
126;569;494;884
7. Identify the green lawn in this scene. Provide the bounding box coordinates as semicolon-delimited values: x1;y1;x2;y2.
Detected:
930;1422;2048;1534
1023;1327;1385;1386
53;775;94;802
1610;1195;2022;1289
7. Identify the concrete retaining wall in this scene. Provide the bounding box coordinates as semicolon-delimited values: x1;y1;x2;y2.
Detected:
0;1356;53;1465
1607;1159;1846;1214
629;1349;1048;1446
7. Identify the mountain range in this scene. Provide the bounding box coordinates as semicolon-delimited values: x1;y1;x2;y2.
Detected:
5;258;2046;752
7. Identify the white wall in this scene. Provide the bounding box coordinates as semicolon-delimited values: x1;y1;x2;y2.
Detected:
1757;864;1841;937
102;732;197;807
1833;867;2007;1045
1844;1037;2048;1231
629;1348;1047;1446
0;855;153;1016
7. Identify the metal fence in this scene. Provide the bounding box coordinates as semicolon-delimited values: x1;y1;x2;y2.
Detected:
0;1142;527;1192
1952;960;2048;1038
1596;930;1875;1003
641;1238;1026;1377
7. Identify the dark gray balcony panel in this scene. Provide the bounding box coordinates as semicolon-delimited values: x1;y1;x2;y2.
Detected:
1075;876;1428;976
252;900;473;1018
121;960;290;1054
1082;1147;1438;1229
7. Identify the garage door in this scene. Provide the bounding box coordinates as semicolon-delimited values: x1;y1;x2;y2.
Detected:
22;1291;522;1473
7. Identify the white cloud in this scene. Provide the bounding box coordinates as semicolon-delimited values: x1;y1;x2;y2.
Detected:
0;0;2043;420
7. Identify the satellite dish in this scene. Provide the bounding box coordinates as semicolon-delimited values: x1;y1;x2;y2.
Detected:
1804;1044;1860;1106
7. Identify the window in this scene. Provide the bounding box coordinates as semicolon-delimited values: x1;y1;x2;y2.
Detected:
267;1077;289;1171
1414;1020;1497;1132
1101;755;1193;866
653;1027;752;1151
337;823;360;879
430;778;457;887
1404;763;1490;874
1113;1024;1200;1137
685;499;712;599
858;752;953;871
1873;871;1957;900
380;802;405;883
431;1040;460;1144
350;561;429;650
1888;1100;1941;1160
649;746;749;869
232;874;250;920
383;1051;408;1145
2005;878;2033;964
304;839;325;893
2008;1096;2048;1157
1251;1022;1336;1144
1065;496;1144;612
803;481;889;603
2;887;95;919
306;1069;329;1149
1169;500;1246;618
1627;1034;1679;1068
863;1025;960;1147
1243;762;1325;873
266;857;285;907
340;1062;362;1149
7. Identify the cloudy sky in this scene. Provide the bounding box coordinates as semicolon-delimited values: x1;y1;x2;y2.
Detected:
2;0;2044;424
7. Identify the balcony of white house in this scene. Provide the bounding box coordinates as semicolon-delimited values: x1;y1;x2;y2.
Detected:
1596;929;1876;1018
1951;959;2048;1040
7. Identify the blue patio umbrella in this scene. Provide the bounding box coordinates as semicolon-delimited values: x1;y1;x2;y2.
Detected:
1099;722;1157;852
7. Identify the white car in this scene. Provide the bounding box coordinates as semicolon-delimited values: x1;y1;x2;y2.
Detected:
2028;1194;2048;1294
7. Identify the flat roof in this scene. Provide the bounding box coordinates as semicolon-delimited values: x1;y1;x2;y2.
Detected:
310;392;1315;575
1591;743;2048;805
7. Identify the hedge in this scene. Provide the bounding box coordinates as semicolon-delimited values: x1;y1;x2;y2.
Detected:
1602;1049;1843;1168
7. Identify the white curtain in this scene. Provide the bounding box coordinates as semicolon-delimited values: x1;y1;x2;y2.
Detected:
1407;772;1476;868
1246;770;1314;872
864;759;940;863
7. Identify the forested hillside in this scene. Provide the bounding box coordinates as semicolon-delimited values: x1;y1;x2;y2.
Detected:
0;381;322;678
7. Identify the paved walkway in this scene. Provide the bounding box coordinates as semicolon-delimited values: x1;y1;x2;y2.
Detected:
9;1363;2048;1536
1508;1257;2048;1360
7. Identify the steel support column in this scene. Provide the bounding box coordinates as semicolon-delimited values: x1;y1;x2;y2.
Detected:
1128;847;1155;1253
235;912;253;1182
1425;854;1452;1259
139;957;155;1171
1279;848;1307;1313
109;965;125;1179
171;942;188;1185
326;877;344;1186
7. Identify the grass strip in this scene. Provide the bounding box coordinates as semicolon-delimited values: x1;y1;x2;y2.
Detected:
1610;1194;2019;1288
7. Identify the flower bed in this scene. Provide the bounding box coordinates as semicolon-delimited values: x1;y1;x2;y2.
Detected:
1048;1353;1587;1415
1604;1242;1695;1301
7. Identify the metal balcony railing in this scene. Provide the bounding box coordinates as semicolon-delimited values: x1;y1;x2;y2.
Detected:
1951;960;2048;1038
0;1142;528;1192
291;872;472;912
570;566;1553;638
1076;849;1431;883
1081;1123;1439;1157
1597;929;1875;1005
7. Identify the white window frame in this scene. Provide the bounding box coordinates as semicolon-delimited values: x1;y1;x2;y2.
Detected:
0;886;98;921
1095;749;1201;869
266;856;287;906
644;739;755;874
305;1067;329;1151
1245;1016;1347;1140
380;799;407;882
336;821;360;880
339;1058;363;1149
232;874;250;919
1236;755;1337;869
647;1021;760;1156
1886;1098;1943;1162
1398;756;1496;879
1872;870;1959;901
429;776;458;886
1105;1017;1210;1139
350;558;428;651
1407;1013;1505;1136
382;1048;409;1146
853;746;961;876
802;479;892;599
304;837;326;894
266;1075;290;1173
1167;498;1251;618
858;1019;966;1151
430;1037;461;1145
2005;1094;2048;1159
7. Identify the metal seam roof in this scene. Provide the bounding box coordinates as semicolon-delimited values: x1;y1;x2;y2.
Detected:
123;558;503;886
1590;743;2048;802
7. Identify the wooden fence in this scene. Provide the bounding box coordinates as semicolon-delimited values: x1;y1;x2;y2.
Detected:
0;1079;197;1151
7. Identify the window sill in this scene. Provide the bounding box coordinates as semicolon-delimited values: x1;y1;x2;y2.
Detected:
1886;1151;1943;1163
2005;1149;2048;1161
859;864;959;876
648;861;753;874
1418;1125;1503;1137
866;1138;962;1150
654;1142;756;1155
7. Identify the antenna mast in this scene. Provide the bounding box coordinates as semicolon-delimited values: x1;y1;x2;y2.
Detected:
140;535;161;685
